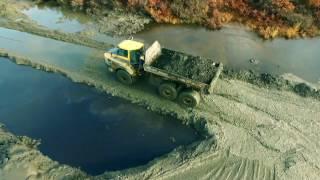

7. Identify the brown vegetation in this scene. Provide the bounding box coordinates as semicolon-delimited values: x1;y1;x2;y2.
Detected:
308;0;320;7
145;0;180;23
50;0;320;39
272;0;295;12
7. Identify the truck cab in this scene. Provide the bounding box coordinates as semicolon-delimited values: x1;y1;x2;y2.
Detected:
104;39;223;108
104;40;145;84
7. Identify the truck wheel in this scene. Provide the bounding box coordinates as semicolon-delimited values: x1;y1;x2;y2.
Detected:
178;90;200;108
116;69;135;85
158;83;177;100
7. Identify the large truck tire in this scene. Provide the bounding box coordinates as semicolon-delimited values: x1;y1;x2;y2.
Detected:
178;90;200;108
116;69;135;85
158;82;177;100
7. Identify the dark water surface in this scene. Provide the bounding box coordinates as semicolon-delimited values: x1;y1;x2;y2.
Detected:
22;5;90;33
0;58;199;175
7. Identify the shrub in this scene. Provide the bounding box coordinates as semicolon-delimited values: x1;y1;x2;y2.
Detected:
308;0;320;7
272;0;295;12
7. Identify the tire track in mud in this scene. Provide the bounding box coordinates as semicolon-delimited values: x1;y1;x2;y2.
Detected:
215;82;320;152
203;94;282;156
150;151;276;180
203;79;320;179
212;91;319;156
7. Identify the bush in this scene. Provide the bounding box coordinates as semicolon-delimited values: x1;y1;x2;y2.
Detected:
308;0;320;7
272;0;295;12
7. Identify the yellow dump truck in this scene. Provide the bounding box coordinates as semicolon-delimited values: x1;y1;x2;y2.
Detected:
104;40;223;108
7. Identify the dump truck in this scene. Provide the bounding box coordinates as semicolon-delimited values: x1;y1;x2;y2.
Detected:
104;40;223;108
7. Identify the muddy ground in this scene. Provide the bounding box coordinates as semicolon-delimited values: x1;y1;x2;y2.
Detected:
1;1;320;180
153;48;217;83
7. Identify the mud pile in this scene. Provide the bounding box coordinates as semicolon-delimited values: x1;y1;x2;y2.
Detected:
153;49;217;83
222;69;320;101
96;10;151;35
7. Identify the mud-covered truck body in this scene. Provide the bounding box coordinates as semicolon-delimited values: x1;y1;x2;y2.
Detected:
104;40;223;107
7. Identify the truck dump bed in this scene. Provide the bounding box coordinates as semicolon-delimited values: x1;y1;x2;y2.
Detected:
144;41;223;94
153;49;218;84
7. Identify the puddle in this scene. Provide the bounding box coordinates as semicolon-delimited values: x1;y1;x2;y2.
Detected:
0;58;199;175
21;4;122;45
22;6;89;33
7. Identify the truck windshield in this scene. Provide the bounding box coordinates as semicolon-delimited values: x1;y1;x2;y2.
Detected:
109;48;128;58
118;49;128;58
